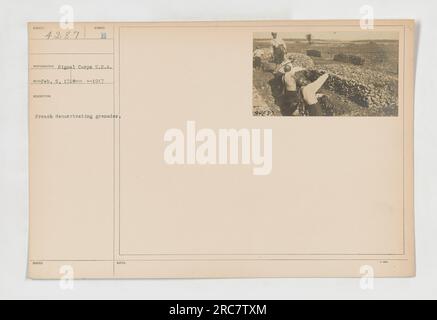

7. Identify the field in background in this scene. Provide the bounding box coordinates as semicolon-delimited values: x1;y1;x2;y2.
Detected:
254;39;399;74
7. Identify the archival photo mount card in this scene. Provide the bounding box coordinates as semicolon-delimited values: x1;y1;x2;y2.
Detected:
28;20;415;279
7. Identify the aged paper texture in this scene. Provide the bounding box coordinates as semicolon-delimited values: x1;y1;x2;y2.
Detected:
28;20;415;279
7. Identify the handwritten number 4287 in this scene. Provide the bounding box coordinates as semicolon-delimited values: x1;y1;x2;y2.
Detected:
44;31;80;40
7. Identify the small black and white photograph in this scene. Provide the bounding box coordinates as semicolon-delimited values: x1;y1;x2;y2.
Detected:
253;31;400;117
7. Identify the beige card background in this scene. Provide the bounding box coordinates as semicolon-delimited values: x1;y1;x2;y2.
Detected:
28;20;415;279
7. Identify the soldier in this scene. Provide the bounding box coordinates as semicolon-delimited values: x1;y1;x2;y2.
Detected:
282;65;305;116
296;73;330;116
271;32;286;64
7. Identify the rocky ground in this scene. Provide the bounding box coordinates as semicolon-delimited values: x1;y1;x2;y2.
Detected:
253;52;399;117
253;68;380;117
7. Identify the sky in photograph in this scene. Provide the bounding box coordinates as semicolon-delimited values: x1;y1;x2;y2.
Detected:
254;31;399;41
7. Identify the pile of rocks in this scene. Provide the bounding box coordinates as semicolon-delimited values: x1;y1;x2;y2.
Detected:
259;53;315;73
287;53;315;69
334;53;365;66
258;47;273;60
305;64;398;109
307;50;322;58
